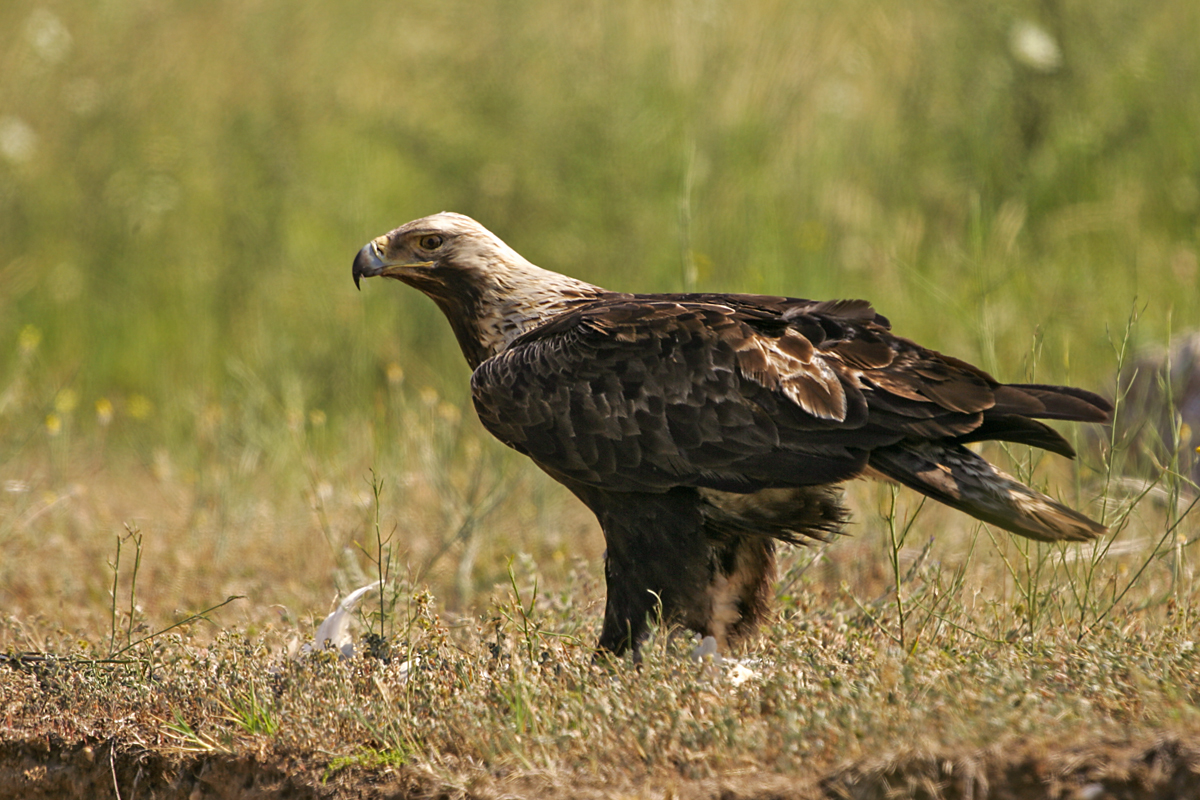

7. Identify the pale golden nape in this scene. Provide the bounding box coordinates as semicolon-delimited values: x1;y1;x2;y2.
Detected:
354;212;607;367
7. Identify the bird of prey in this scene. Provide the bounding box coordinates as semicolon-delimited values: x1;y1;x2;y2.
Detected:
353;212;1111;656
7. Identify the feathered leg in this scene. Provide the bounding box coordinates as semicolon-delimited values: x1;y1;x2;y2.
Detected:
569;481;848;655
566;485;714;655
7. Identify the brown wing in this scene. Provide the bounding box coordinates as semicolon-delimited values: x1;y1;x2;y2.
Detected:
473;298;865;492
720;293;1109;456
470;294;1110;499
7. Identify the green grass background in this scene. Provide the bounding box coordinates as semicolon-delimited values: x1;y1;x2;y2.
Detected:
1;0;1198;622
5;0;1198;430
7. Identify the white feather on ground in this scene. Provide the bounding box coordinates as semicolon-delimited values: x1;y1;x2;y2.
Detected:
302;583;378;659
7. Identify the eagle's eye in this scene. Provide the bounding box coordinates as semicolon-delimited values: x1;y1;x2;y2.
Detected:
419;234;444;251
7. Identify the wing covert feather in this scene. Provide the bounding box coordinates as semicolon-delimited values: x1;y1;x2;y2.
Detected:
469;295;1108;494
472;301;875;492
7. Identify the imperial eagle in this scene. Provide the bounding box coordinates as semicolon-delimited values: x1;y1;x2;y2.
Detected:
353;213;1110;655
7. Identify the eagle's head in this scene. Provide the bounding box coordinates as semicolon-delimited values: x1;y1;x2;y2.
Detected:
352;212;522;295
353;212;603;367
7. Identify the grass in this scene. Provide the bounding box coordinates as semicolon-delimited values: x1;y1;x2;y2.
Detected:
2;0;1200;796
2;487;1199;797
1;377;1197;795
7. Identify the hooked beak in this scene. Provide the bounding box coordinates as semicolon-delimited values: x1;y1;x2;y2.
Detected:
351;235;433;289
352;236;389;290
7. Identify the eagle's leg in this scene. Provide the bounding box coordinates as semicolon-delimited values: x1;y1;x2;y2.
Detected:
701;534;776;647
590;487;713;655
567;483;774;656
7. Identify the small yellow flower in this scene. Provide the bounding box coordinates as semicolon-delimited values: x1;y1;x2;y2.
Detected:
18;324;42;355
437;402;461;424
127;394;153;419
309;409;326;427
95;397;114;426
54;388;78;414
386;361;404;386
45;413;62;436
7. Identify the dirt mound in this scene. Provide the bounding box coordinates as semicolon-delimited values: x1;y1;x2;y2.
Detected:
3;736;1199;799
0;738;424;800
820;738;1200;800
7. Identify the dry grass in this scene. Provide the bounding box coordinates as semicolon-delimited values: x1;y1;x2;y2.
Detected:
3;388;1199;797
4;307;1200;800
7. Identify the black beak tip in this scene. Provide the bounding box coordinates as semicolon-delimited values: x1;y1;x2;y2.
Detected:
352;246;370;290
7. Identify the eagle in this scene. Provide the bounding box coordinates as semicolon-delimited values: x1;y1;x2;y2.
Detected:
353;212;1111;656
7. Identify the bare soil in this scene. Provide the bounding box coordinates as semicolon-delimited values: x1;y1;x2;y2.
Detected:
3;736;1199;799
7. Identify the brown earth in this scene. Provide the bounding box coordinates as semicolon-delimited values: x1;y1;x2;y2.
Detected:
3;736;1199;800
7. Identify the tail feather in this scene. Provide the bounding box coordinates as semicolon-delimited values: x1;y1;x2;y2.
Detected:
995;384;1113;423
868;441;1106;542
954;414;1077;458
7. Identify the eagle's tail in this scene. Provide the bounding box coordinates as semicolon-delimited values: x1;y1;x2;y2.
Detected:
867;441;1106;542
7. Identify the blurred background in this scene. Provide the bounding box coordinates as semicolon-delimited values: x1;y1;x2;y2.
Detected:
1;0;1198;633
